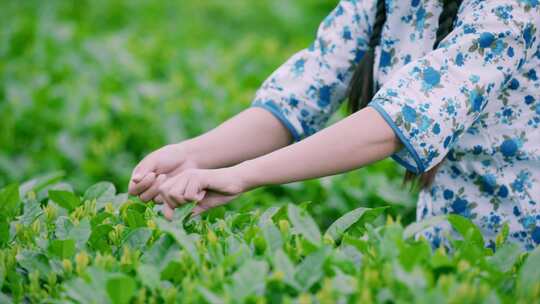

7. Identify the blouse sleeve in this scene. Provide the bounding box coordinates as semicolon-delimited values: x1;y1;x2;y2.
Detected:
369;0;540;174
251;0;375;141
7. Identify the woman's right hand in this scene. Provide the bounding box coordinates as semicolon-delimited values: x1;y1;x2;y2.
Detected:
128;143;198;202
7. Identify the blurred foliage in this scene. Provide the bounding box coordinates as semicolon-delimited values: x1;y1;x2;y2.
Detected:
0;0;417;229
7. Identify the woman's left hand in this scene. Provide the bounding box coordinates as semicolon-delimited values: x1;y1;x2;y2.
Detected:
157;168;247;218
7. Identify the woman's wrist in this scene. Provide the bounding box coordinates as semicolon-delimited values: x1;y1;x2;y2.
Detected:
230;160;262;192
179;139;204;168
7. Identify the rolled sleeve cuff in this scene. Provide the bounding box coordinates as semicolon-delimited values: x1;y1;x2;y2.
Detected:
369;101;426;174
251;99;302;142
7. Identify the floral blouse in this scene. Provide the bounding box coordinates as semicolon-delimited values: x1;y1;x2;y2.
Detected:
251;0;540;251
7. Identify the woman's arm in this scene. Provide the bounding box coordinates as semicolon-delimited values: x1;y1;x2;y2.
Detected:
184;107;292;169
235;106;401;189
128;107;291;198
156;106;400;215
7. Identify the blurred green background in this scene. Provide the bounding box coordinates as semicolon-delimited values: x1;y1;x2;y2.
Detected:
0;0;417;228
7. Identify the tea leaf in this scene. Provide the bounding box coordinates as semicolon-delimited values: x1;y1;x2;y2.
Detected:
229;259;268;301
517;246;540;298
84;182;116;208
48;239;76;259
294;246;329;291
325;207;388;241
106;274;136;304
0;184;20;220
448;214;484;248
49;190;81;212
403;215;447;239
288;203;321;245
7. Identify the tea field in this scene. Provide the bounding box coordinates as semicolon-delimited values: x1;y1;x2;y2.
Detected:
0;0;539;303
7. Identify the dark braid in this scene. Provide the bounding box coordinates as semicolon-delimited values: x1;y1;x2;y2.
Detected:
346;0;462;189
434;0;462;49
346;0;386;113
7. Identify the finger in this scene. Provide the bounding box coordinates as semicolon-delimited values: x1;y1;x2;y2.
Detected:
163;203;174;220
196;190;206;202
128;180;137;195
131;158;157;183
169;177;190;206
161;187;178;210
184;179;206;202
154;194;164;204
128;172;156;195
158;176;178;207
139;174;167;202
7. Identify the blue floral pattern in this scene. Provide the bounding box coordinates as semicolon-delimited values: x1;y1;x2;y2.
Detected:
250;0;540;251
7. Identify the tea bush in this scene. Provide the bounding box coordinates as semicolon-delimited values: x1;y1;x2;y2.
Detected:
0;179;538;303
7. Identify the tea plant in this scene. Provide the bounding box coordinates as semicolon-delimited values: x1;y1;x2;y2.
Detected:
0;176;538;303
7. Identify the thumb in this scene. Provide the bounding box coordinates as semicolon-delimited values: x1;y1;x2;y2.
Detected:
131;161;157;183
163;203;175;220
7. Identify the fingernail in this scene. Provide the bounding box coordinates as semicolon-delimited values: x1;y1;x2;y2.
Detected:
132;173;143;182
196;193;205;201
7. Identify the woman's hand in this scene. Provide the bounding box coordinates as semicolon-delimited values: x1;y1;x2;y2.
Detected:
158;168;247;218
128;143;198;202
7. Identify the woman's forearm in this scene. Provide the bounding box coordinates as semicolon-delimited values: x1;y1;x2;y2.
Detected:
235;107;401;189
183;107;293;169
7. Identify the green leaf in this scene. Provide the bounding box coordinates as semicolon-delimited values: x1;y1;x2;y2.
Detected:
347;206;389;237
55;216;74;239
229;259;268;302
64;267;109;304
0;220;9;247
17;251;51;279
0;184;20;220
261;221;282;254
258;206;280;226
20;197;42;226
331;269;357;295
517;246;540;298
489;242;521;273
288;203;321;245
19;171;64;197
141;235;178;270
0;254;5;289
88;224;114;252
294;246;329;291
65;278;105;304
137;264;161;290
172;202;196;223
91;212;114;227
49;190;81;212
125;209;146;228
83;182;116;208
448;214;484;247
393;261;427;290
403;215;447;239
123;227;152;250
273;249;300;291
66;218;92;249
156;218;200;265
399;241;431;271
48;239;76;259
325;207;388;241
106;274;136;304
197;286;224;304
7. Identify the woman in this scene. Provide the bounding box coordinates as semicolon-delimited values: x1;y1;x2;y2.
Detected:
128;0;540;251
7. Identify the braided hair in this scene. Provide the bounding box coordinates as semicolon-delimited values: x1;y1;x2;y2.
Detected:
346;0;462;188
